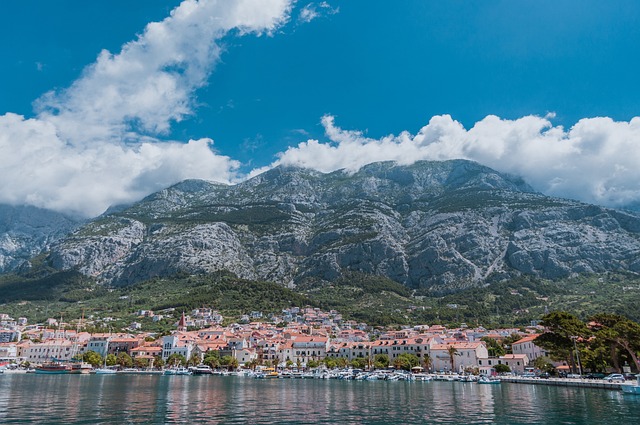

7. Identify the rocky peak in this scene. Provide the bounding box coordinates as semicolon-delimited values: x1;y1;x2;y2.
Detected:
28;159;640;291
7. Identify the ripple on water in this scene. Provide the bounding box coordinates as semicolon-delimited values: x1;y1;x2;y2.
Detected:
1;375;640;424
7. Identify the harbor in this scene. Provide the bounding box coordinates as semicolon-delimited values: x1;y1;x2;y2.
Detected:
2;372;639;424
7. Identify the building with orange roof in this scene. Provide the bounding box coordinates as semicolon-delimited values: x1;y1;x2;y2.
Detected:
498;354;530;373
131;345;162;359
23;338;78;363
107;337;142;355
512;334;549;362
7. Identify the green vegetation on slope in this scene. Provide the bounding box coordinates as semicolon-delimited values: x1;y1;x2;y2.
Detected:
1;269;640;331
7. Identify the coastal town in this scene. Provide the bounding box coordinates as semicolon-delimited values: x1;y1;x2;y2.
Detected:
0;306;555;376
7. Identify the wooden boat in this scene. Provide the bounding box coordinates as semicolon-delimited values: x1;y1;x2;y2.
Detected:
35;363;71;374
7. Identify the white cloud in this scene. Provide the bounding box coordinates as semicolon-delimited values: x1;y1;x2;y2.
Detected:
0;0;292;217
298;2;339;24
0;112;240;217
271;114;640;209
36;0;293;145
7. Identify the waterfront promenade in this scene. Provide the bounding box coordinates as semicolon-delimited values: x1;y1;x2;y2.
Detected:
502;376;628;390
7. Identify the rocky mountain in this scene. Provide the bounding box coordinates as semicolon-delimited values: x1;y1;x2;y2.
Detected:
42;160;640;293
0;204;80;273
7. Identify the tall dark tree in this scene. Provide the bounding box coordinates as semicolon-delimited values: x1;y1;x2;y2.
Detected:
481;337;506;357
591;313;640;372
536;311;589;369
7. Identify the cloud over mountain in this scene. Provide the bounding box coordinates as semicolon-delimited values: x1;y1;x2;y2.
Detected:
273;114;640;209
1;0;639;219
0;0;292;217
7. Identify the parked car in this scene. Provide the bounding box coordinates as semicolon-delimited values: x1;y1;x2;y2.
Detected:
603;373;625;382
624;373;637;381
522;372;536;378
566;373;582;379
585;372;606;379
538;372;551;379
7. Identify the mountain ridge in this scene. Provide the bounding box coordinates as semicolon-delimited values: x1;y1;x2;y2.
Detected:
36;159;640;292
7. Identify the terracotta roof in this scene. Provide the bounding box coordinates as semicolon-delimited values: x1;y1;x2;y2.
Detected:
431;342;483;350
500;354;528;360
513;335;539;345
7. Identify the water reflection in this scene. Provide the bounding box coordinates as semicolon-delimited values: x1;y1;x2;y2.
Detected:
1;375;640;424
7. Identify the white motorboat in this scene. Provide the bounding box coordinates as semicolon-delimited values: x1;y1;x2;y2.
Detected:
622;375;640;395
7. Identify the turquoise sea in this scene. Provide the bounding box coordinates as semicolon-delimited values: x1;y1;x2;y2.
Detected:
1;374;639;424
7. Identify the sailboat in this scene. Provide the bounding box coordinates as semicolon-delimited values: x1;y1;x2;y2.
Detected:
94;354;116;374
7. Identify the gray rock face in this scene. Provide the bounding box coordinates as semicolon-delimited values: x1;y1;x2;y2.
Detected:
0;205;80;273
45;160;640;291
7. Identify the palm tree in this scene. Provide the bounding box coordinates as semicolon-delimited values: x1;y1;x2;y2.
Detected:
188;352;201;367
423;354;433;372
446;346;459;372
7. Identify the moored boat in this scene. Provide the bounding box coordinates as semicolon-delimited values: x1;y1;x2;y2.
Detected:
622;375;640;395
478;376;501;384
190;365;213;375
94;367;117;374
164;367;192;375
70;362;93;374
35;362;71;374
254;367;279;379
413;373;433;381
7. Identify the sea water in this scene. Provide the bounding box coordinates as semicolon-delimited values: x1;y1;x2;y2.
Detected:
1;374;639;424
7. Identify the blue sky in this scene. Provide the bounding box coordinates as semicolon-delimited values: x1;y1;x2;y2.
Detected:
1;0;640;216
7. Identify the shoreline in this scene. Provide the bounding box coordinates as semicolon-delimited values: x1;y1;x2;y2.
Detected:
3;368;636;393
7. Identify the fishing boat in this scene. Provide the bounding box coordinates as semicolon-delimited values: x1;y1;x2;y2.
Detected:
35;362;71;374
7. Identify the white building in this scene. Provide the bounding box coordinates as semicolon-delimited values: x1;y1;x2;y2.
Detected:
85;334;111;357
430;342;489;372
0;343;18;361
24;339;79;363
0;329;21;343
512;335;548;361
162;334;196;361
499;354;530;373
